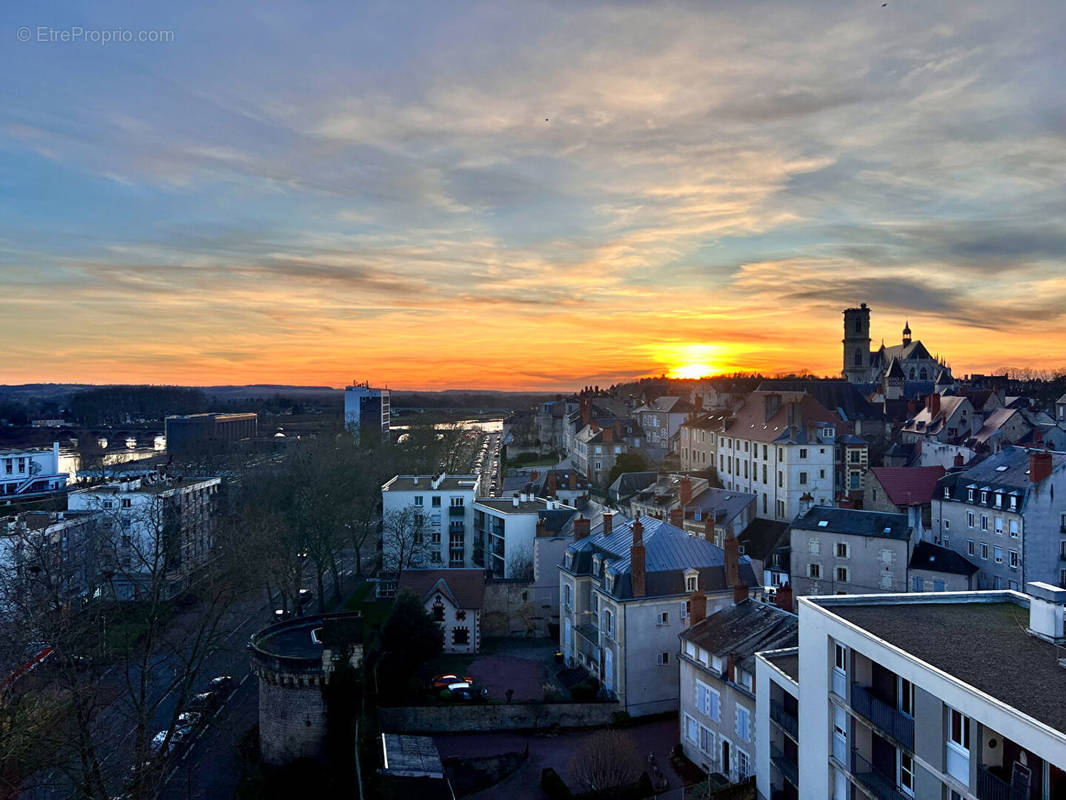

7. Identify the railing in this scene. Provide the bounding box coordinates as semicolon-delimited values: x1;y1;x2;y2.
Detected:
851;749;910;800
851;683;915;750
769;743;799;788
977;764;1028;800
449;505;466;517
770;699;799;741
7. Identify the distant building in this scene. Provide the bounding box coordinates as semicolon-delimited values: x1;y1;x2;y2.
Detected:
397;569;486;654
0;443;68;503
0;509;101;611
786;585;1066;800
907;540;979;592
343;382;390;443
381;474;478;571
165;412;257;458
841;303;951;384
864;466;946;539
633;396;696;453
559;515;758;716
30;419;66;429
68;474;221;599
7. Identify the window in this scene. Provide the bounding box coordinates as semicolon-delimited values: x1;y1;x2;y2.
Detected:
696;681;720;720
913;577;924;592
799;471;808;485
949;708;971;749
899;677;914;716
967;540;975;556
944;520;950;529
603;609;613;635
933;579;946;592
994;546;1003;564
1009;519;1019;537
1009;550;1019;569
994;493;1002;508
432;496;441;507
736;706;751;742
699;725;714;756
881;573;893;590
943;487;951;500
981;544;989;560
735;748;752;780
564;583;572;610
809;539;821;555
981;515;989;532
808;563;821;579
994;517;1004;535
836;566;849;583
121;498;132;509
656;652;670;665
900;751;916;796
799;448;808;459
834;643;846;671
657;611;670;626
836;542;849;558
968;488;975;502
452;627;469;645
685;714;699;744
1009;495;1017;511
686;574;697;592
967;511;975;528
432;599;445;621
981;490;988;504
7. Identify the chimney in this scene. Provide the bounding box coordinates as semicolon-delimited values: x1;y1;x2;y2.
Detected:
580;397;591;426
630;520;646;597
724;533;740;589
907;398;918;417
1034;428;1043;444
764;393;782;422
775;582;794;614
573;516;590;540
786;402;801;430
512;493;520;508
1025;582;1066;643
531;470;539;483
603;426;613;443
602;512;613;535
679;477;693;507
927;393;941;418
704;515;715;543
547;472;557;495
954;453;965;468
689;588;707;626
669;507;684;528
694;395;703;413
733;583;750;604
536;517;548;537
1030;450;1053;484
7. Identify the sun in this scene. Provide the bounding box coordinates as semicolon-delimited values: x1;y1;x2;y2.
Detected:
669;363;716;380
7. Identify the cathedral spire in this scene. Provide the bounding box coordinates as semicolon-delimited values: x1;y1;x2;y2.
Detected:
902;320;912;347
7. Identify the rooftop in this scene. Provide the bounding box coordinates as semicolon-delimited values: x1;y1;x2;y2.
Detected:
383;474;480;493
475;496;573;514
818;595;1066;735
250;612;364;665
396;569;486;610
869;466;946;507
908;540;979;576
760;648;799;683
681;599;798;673
793;505;911;540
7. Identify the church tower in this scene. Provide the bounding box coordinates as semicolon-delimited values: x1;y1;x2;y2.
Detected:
902;321;912;347
842;303;871;383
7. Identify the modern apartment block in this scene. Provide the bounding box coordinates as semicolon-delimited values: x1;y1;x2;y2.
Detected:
472;493;576;579
0;443;67;502
933;447;1066;590
344;382;390;443
755;645;801;800
559;516;758;716
380;473;478;570
787;586;1066;800
165;412;258;458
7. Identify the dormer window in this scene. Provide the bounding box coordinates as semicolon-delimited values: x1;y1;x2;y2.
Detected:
967;488;975;502
980;491;988;504
1009;495;1017;511
943;487;950;500
994;493;1002;508
685;569;698;593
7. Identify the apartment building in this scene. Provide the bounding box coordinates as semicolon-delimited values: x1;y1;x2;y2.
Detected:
790;506;914;596
865;466;946;540
715;392;839;522
344;382;390;443
789;586;1066;800
0;509;101;611
755;646;800;800
900;394;977;446
679;413;718;472
68;474;220;599
559;516;758;716
574;419;643;486
0;443;67;502
165;412;257;458
472;493;576;579
933;447;1066;590
679;595;798;784
633;396;695;453
381;473;479;570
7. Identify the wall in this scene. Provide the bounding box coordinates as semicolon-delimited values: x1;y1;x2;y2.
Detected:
482;579;545;637
258;677;328;766
379;700;619;733
790;527;910;596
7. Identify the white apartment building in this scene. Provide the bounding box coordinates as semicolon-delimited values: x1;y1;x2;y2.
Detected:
774;586;1066;800
381;473;479;570
716;392;839;521
0;509;101;612
472;493;575;579
68;474;220;599
0;443;67;502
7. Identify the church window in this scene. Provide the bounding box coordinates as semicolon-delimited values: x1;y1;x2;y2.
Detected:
919;368;928;380
909;368;916;379
855;317;862;333
854;349;862;367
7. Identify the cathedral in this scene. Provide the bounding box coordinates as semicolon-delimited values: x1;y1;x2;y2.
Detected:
842;303;952;385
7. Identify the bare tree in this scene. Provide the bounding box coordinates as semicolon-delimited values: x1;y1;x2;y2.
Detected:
567;730;642;793
381;507;430;582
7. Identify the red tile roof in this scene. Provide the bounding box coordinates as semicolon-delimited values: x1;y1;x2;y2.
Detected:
396;569;486;610
869;466;946;507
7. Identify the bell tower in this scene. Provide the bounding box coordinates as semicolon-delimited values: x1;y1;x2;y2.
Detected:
842;303;871;383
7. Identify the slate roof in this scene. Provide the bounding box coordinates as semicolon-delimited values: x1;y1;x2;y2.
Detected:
397;569;486;610
869;466;946;507
971;407;1027;446
908;541;979;576
607;471;658;502
757;380;887;424
937;446;1066;511
737;518;790;562
563;515;757;600
826;599;1066;735
793;506;911;540
902;395;971;437
722;391;841;444
681;599;798;673
872;339;933;364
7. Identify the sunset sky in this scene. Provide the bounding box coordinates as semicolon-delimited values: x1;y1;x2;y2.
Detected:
3;1;1065;390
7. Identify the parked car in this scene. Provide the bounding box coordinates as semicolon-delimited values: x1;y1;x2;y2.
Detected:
441;681;488;702
209;675;234;697
431;673;474;691
187;691;221;714
298;588;313;605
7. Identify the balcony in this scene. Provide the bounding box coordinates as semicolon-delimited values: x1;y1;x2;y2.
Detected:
851;749;910;800
449;505;466;517
851;683;915;750
769;743;798;788
770;699;799;741
449;519;465;531
977;764;1028;800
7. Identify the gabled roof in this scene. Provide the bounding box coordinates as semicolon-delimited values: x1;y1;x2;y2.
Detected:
396;569;486;610
793;506;911;540
680;599;798;673
757;380;887;423
971;407;1027;446
721;391;841;444
737;518;790;561
869;466;946;507
873;339;933;363
886;358;906;379
607;471;658;501
908;541;979;576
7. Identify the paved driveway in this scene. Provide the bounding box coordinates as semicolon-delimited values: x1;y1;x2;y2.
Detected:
436;716;684;799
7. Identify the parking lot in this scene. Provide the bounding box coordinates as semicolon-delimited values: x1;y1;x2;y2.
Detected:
424;637;566;702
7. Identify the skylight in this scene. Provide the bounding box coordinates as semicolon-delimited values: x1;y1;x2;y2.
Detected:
817;520;829;527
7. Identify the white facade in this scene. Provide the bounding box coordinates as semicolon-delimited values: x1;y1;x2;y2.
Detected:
473;494;575;579
718;433;835;522
0;443;67;501
343;383;390;442
381;474;478;569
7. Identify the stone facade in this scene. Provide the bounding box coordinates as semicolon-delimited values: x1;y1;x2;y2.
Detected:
379;700;620;733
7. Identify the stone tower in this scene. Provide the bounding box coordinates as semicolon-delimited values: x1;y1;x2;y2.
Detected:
842;303;872;383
